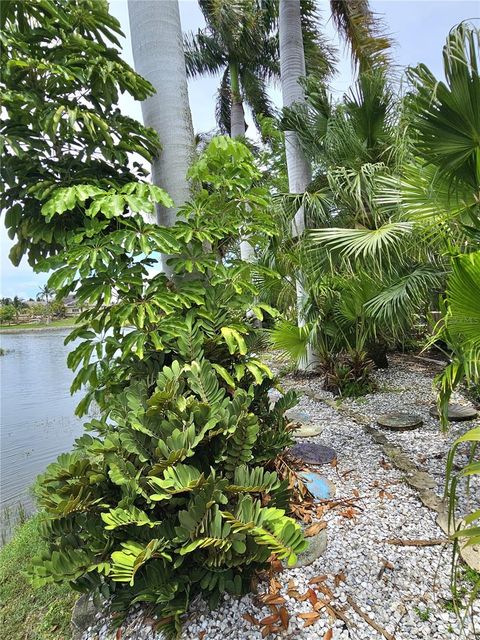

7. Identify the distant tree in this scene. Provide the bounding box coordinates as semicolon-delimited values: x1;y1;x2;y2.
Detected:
184;0;334;138
0;305;15;325
49;299;67;319
11;296;27;321
36;285;55;304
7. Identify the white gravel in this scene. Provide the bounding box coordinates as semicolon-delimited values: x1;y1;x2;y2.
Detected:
82;355;479;640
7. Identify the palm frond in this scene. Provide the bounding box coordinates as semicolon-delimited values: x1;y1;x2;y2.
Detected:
365;265;445;323
240;67;274;129
329;0;393;70
406;23;480;190
184;30;225;78
269;320;311;367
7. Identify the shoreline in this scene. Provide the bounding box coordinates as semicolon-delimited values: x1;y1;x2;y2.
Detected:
0;320;77;334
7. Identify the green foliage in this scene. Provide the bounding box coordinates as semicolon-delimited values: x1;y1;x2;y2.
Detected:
0;304;15;324
1;0;159;267
26;135;303;635
396;23;480;614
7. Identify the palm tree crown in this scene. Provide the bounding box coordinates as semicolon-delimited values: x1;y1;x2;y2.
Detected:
184;0;334;137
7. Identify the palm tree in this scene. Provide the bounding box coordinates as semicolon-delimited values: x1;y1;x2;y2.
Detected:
11;296;27;322
184;0;278;138
128;0;194;275
36;285;55;304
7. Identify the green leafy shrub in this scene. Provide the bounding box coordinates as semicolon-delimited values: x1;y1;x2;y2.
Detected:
30;137;305;637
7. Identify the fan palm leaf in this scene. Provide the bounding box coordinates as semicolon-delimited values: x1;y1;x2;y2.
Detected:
308;221;413;261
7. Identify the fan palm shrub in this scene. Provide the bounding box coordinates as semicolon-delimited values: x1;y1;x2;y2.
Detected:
393;22;480;607
267;64;445;388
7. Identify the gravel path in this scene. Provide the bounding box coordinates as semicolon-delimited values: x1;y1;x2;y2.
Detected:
82;355;479;640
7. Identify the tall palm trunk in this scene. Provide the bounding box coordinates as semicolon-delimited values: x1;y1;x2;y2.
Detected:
128;0;194;274
229;61;246;138
279;0;315;369
229;62;255;262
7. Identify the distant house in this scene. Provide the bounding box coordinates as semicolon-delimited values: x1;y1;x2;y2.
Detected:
64;295;81;317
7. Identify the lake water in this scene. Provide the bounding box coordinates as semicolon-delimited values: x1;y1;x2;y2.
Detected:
0;329;84;539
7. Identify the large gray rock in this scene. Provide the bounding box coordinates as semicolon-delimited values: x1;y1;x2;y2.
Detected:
294;529;328;568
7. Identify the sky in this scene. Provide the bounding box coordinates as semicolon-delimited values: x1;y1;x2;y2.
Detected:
1;0;478;300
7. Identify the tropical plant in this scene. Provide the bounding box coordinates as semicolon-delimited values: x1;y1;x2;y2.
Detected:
267;64;436;384
395;22;480;611
28;136;304;637
11;296;28;321
36;286;55;304
1;0;159;267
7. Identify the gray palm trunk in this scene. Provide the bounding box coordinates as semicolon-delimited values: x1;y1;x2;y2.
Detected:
232;111;255;261
128;0;194;275
230;101;246;139
232;104;255;262
279;0;316;369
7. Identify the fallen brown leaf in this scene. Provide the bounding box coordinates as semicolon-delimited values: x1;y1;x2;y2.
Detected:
305;521;327;537
269;577;282;594
298;612;321;627
352;489;360;497
279;606;289;630
324;628;333;640
261;625;271;638
308;575;328;585
340;506;358;519
262;594;286;605
198;632;206;640
270;558;284;573
260;614;279;626
115;630;122;640
243;613;259;626
307;587;318;606
287;589;304;600
316;583;334;599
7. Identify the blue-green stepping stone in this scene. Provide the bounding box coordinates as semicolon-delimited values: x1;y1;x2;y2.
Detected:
300;472;336;500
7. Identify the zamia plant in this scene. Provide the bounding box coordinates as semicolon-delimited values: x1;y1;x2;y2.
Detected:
29;137;306;638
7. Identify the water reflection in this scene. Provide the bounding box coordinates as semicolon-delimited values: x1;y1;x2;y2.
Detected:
0;329;84;538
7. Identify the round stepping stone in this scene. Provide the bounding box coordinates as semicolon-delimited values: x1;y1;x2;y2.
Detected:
429;403;478;422
288;442;337;465
296;423;323;438
377;412;423;431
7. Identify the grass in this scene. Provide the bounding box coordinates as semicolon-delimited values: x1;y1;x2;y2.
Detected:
0;515;76;640
414;605;431;621
0;317;77;331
